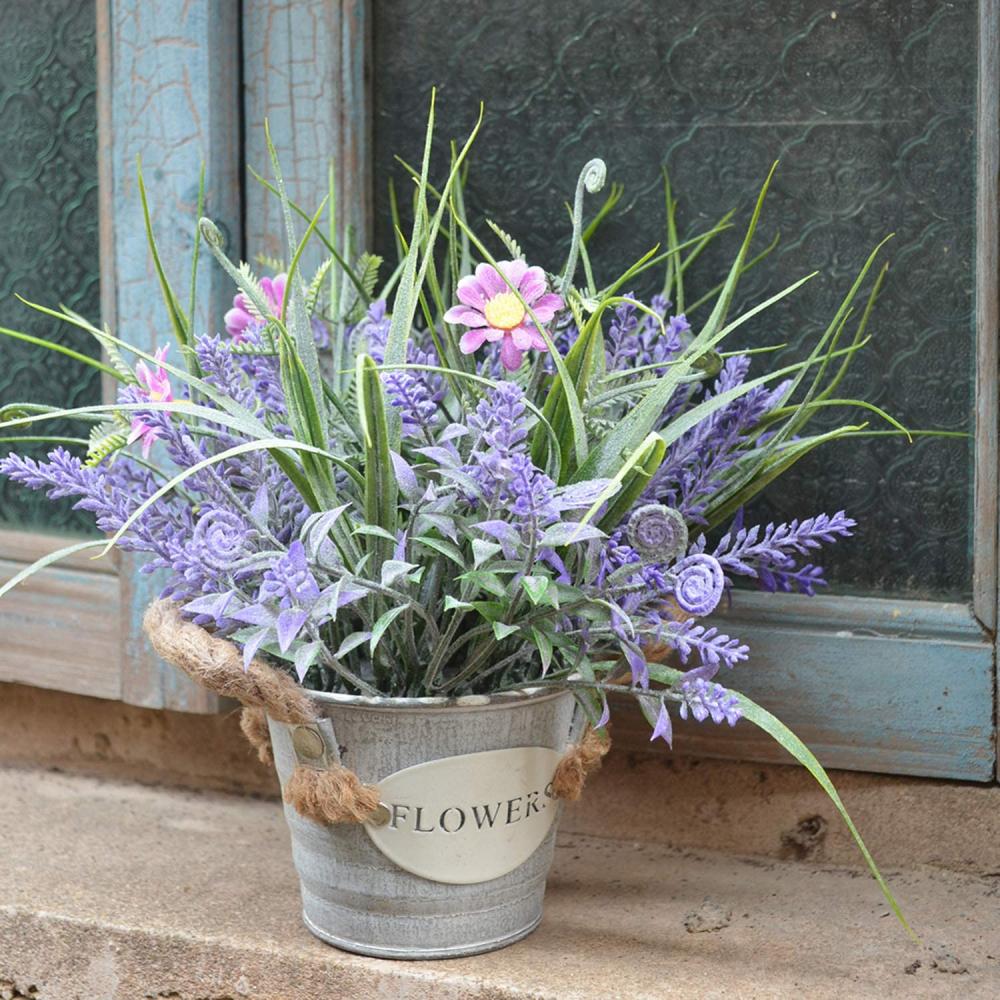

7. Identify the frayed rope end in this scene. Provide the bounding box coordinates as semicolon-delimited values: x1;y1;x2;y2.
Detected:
284;764;383;825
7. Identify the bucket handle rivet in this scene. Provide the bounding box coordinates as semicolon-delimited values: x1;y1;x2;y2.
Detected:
368;803;391;827
292;725;326;761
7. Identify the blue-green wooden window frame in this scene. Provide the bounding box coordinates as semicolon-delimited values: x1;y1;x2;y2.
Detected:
240;0;999;780
6;0;989;779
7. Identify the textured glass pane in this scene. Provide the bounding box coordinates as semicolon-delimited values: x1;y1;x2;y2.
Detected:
0;0;101;533
372;0;976;599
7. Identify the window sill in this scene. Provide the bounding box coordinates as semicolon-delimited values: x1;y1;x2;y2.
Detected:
2;767;996;996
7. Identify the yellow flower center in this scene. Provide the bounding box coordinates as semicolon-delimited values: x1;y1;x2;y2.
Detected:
483;291;526;330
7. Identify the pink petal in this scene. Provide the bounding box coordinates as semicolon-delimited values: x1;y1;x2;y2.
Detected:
474;262;506;298
499;259;528;290
528;327;549;351
444;304;485;327
135;360;152;390
529;293;564;323
499;335;524;371
269;274;287;312
224;307;251;337
519;266;548;302
459;328;489;354
511;326;534;350
484;327;505;342
456;274;488;310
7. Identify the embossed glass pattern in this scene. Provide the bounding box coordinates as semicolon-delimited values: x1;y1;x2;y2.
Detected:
0;0;101;533
373;0;976;599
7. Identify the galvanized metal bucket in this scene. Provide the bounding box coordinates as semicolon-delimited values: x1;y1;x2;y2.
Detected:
267;687;580;959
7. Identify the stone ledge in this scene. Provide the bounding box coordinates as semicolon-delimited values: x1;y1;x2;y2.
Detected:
2;767;999;999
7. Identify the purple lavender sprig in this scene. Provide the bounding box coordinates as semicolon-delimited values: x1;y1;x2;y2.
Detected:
697;509;857;595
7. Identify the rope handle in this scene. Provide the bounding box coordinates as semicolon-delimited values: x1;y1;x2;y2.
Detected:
144;600;609;825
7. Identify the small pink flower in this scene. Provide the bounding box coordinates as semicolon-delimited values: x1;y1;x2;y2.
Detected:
128;346;173;458
135;345;173;403
224;274;287;341
444;260;563;372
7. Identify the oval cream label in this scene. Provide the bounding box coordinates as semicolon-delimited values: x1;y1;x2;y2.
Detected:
364;746;563;884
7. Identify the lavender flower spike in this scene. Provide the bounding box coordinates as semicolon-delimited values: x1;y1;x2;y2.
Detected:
679;677;742;727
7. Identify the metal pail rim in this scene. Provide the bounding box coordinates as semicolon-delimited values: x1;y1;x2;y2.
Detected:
305;684;571;714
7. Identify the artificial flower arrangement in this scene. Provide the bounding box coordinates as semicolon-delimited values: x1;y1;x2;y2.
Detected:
0;108;913;957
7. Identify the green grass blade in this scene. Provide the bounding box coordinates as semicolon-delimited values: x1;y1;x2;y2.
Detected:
137;159;190;351
0;325;118;379
737;693;914;937
575;269;815;482
186;161;207;378
0;539;111;600
97;436;345;558
248;165;369;302
645;663;913;938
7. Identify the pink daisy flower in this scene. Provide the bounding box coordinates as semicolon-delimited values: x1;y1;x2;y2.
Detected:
128;345;173;458
444;260;564;372
224;273;287;341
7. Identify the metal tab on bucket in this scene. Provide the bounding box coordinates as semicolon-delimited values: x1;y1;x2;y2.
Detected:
364;746;563;884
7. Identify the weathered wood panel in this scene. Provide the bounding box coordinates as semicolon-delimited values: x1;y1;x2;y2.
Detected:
0;554;121;701
98;0;242;711
613;592;995;781
243;0;371;263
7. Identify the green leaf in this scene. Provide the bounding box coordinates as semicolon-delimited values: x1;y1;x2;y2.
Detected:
492;621;520;641
531;626;554;674
458;569;507;599
472;538;502;568
381;560;419;588
335;632;372;659
443;595;474;611
571;432;660;536
646;663;914;939
521;575;550;606
539;521;606;547
293;641;322;680
597;435;666;533
352;523;398;543
470;600;505;622
533;301;604;476
414;535;465;566
370;605;407;653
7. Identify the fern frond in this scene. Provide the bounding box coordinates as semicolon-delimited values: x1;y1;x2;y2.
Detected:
485;220;523;261
306;257;335;314
356;253;383;300
237;262;269;320
231;323;278;356
86;416;130;467
254;252;285;273
96;324;138;384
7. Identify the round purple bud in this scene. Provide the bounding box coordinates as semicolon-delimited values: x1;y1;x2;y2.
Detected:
627;503;688;563
672;553;725;616
193;508;250;572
